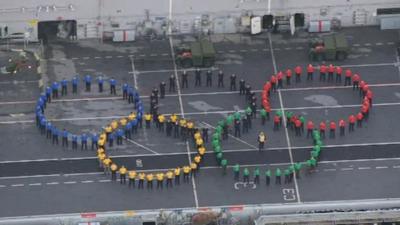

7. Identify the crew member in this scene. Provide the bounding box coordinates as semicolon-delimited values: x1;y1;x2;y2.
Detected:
195;68;201;86
339;119;346;136
306;64;314;81
109;78;116;95
156;172;164;189
111;163;118;181
348;114;356;132
328;64;335;82
329;121;336;138
295;65;302;82
159;81;166;98
286;69;292;85
345;69;352;86
258;132;266;151
119;165;127;184
170;74;176;92
206;70;212;87
166;170;174;188
319;64;327;81
319;121;326;139
217;70;224;87
336;66;342;83
230;74;237;91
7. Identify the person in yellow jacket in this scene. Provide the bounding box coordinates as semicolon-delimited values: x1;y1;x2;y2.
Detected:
119;166;127;184
128;112;136;121
144;113;152;128
120;118;128;127
196;138;204;148
258;131;266;151
187;120;194;136
146;173;154;189
98;152;106;168
198;146;206;156
97;147;105;155
103;158;112;175
190;162;198;177
170;113;178;123
166;171;174;188
138;172;145;189
156;172;164;189
104;125;112;137
183;166;191;183
128;170;137;188
111;120;118;131
158;114;165;132
194;155;201;168
97;138;105;148
194;131;201;140
174;167;181;185
110;163;118;181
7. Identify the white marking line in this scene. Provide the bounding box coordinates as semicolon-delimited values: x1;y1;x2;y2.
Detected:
71;57;79;60
98;179;111;183
358;167;371;170
0;185;6;188
129;56;138;90
1;101;400;125
11;184;24;187
105;56;113;59
150;54;158;57
63;181;77;184
284;47;292;50
353;44;361;47
0;96;122;106
375;42;383;46
0;80;38;85
387;42;395;45
46;182;59;185
295;46;304;50
341;167;354;171
117;55;124;58
202;122;258;150
169;33;199;208
83;57;90;60
28;183;42;186
323;168;337;172
393;165;400;169
364;43;371;46
0;174;60;180
135;67;219;75
395;47;400;81
268;32;300;204
94;56;102;59
340;62;395;68
81;180;94;183
375;166;388;169
125;138;160;155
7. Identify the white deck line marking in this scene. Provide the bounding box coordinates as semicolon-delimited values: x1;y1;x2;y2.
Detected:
295;46;304;50
268;32;300;203
323;168;337;172
395;46;400;81
393;165;400;168
376;166;388;169
29;183;42;186
0;96;122;105
136;67;219;75
341;167;354;171
94;56;102;59
105;56;113;59
0;174;60;179
11;184;24;187
71;57;79;60
169;32;199;208
358;167;371;170
125;138;160;155
117;55;124;58
46;182;59;185
375;42;383;46
98;179;111;182
353;44;361;47
83;57;90;60
387;42;395;45
0;185;6;188
340;62;395;68
0;80;38;85
202;122;258;149
129;56;138;90
364;43;371;46
1;101;400;125
63;181;76;184
81;180;94;183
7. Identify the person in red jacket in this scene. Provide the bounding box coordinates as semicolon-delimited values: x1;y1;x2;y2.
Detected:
329;121;336;138
356;112;363;127
295;66;302;83
319;121;326;139
286;69;292;85
270;75;277;92
348;114;356;132
361;104;369;121
307;64;314;81
362;84;369;98
273;115;280;131
295;119;302;136
328;64;335;82
344;69;352;86
277;71;284;89
366;90;373;106
336;66;342;83
319;64;327;81
306;121;314;138
339;119;346;136
352;73;361;90
359;80;366;97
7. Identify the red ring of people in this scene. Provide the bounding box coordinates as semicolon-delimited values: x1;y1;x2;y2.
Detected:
262;64;373;135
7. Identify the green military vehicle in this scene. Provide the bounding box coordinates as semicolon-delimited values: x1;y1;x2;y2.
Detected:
309;33;350;61
175;39;216;68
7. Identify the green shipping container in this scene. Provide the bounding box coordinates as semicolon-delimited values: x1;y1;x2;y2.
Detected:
322;35;336;60
200;40;216;67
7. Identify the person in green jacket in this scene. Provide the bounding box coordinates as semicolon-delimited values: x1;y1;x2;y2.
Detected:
216;152;223;164
243;168;250;183
260;108;267;125
294;162;302;179
265;169;271;186
221;159;228;175
285;111;293;129
306;157;317;173
284;169;290;184
276;110;283;126
253;168;260;184
233;164;240;181
275;168;281;184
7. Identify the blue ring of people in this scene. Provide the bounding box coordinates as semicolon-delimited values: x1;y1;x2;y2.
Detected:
35;75;143;151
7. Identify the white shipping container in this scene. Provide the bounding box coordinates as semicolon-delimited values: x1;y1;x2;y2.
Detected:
113;30;135;42
308;20;331;33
